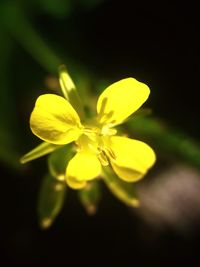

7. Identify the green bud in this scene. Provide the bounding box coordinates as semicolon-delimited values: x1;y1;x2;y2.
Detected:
59;65;85;120
20;142;59;164
78;180;101;215
103;167;140;208
48;145;73;181
37;174;66;229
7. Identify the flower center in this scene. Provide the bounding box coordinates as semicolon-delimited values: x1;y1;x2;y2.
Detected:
75;124;117;166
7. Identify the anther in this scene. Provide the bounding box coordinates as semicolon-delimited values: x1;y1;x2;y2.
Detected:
104;147;116;160
98;151;109;166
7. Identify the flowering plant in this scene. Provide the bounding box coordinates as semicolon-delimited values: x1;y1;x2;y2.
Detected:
21;66;156;228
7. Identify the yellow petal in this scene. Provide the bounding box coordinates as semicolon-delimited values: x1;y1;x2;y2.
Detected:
30;94;83;145
66;175;86;190
97;78;150;125
66;151;102;183
106;136;156;182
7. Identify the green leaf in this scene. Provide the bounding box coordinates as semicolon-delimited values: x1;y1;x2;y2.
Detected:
103;167;140;208
20;142;59;164
78;180;101;215
48;144;73;180
38;174;67;229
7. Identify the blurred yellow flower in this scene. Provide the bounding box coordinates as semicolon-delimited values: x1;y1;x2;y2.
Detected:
26;71;156;189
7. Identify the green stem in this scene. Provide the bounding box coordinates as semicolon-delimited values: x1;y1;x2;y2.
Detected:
0;24;21;170
1;2;61;74
127;116;200;168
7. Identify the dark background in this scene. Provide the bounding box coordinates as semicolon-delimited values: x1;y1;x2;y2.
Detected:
0;0;200;265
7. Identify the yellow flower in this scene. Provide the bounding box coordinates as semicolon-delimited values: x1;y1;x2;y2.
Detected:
22;69;156;190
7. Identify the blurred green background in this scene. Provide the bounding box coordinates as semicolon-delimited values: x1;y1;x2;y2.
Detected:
0;0;200;265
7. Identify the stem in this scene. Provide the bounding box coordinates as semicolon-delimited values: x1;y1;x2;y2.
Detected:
127;116;200;168
1;2;61;74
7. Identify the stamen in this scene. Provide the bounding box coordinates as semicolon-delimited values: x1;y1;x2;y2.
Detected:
104;147;116;160
109;119;117;124
98;97;107;118
83;126;100;135
98;97;116;124
99;110;114;124
101;125;117;136
98;151;109;166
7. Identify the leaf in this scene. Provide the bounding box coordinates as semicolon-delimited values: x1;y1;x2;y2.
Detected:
37;174;66;229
